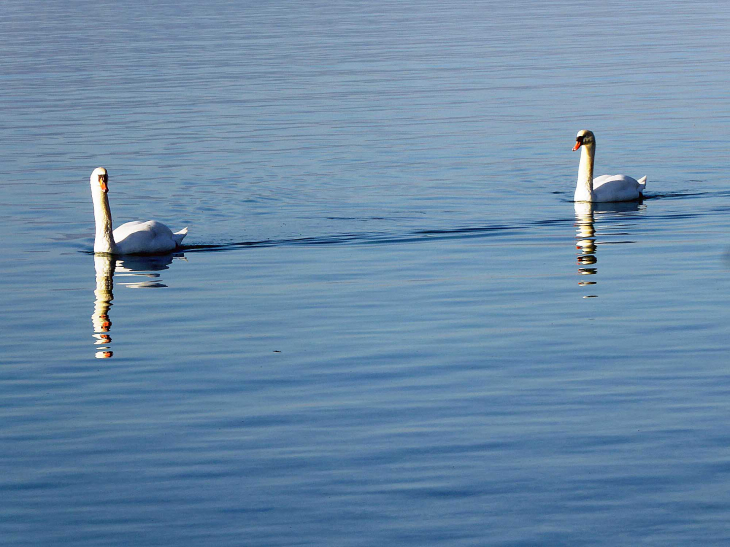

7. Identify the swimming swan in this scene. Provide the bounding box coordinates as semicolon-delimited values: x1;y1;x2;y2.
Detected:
90;167;188;254
573;130;647;202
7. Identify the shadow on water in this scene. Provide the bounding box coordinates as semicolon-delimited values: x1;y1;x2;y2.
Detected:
180;189;720;253
179;224;543;253
76;187;712;257
574;200;645;299
91;253;185;359
644;188;730;201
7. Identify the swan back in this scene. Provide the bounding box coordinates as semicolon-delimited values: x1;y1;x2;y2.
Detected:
591;174;646;202
112;221;187;254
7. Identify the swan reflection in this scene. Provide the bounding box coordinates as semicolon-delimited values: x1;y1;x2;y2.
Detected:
92;255;115;358
574;201;644;298
92;253;183;358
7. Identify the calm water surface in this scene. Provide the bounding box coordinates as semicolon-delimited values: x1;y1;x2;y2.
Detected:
2;1;730;545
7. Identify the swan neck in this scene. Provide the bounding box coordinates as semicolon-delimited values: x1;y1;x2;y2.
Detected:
92;189;117;254
575;143;595;201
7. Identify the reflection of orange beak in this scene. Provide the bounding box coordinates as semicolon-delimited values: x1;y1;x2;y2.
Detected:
572;141;582;151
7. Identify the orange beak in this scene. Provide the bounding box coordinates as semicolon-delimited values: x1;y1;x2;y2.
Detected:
100;181;108;193
572;141;582;151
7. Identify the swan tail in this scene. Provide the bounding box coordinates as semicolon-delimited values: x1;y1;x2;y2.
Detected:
173;227;188;245
638;176;647;188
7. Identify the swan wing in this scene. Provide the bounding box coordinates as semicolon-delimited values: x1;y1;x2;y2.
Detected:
592;174;645;202
113;220;185;254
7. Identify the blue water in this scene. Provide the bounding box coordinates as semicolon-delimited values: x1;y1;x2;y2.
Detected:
2;1;730;545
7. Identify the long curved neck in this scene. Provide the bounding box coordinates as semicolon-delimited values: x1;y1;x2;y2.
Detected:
575;143;595;202
92;188;117;254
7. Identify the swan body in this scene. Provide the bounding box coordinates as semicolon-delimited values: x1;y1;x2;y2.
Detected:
90;167;187;255
573;130;647;202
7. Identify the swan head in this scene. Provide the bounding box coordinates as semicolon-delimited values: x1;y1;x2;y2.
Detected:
91;167;109;194
573;130;595;151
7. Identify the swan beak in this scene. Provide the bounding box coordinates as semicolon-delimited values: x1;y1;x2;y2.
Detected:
100;182;108;193
572;141;582;151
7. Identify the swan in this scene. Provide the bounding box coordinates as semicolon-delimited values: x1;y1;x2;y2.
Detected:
573;130;647;202
90;167;188;254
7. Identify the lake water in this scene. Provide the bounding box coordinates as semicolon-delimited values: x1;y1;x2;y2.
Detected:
2;0;730;544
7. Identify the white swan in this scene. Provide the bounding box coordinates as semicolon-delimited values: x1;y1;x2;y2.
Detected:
90;167;188;254
573;130;647;202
